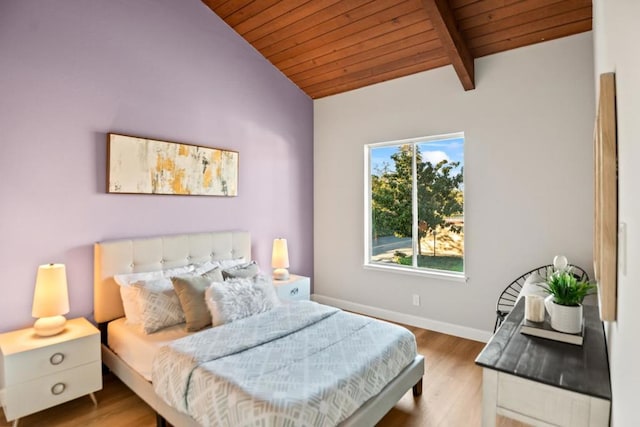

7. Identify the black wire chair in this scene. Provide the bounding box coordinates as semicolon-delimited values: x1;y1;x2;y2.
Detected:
494;264;589;332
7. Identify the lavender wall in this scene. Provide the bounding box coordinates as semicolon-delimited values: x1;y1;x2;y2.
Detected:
0;0;313;332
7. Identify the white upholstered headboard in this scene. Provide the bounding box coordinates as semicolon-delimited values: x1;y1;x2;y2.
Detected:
94;231;251;323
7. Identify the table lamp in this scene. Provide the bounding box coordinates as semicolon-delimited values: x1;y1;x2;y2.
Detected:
32;263;70;336
272;238;290;281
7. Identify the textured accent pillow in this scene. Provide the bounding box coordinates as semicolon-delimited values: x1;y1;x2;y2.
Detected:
114;265;194;325
205;275;280;327
131;278;186;334
171;268;224;331
222;261;260;280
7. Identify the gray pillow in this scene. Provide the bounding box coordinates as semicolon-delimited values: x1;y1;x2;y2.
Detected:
222;261;260;280
171;268;224;331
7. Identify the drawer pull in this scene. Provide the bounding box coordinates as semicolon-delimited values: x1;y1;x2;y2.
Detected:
290;287;299;296
50;352;65;365
51;382;66;395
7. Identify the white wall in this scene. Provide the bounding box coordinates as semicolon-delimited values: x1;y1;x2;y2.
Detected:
593;1;640;425
314;33;595;340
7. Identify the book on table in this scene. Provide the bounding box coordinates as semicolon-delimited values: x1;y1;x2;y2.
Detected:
520;315;584;346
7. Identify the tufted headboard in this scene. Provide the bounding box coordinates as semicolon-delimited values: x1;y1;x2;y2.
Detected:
93;231;251;323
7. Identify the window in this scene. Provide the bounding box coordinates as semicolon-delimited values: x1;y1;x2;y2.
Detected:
364;133;464;278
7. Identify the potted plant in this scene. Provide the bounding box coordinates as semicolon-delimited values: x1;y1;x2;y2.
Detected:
540;270;595;334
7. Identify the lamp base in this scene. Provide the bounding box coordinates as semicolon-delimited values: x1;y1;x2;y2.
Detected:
34;315;67;337
273;268;290;281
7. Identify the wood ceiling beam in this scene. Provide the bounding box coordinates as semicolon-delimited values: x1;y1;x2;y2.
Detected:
421;0;475;90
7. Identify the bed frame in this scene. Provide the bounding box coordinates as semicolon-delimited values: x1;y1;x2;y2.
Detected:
94;230;424;427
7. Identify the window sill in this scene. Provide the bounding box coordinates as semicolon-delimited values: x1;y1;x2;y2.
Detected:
363;263;468;283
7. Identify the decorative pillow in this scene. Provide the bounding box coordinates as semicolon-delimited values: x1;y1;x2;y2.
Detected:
171;267;224;332
131;278;186;334
192;261;220;275
114;265;193;325
201;267;224;282
217;257;246;269
222;261;260;280
192;257;245;275
205;275;279;327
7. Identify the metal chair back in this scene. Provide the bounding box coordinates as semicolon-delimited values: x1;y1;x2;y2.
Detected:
494;264;589;332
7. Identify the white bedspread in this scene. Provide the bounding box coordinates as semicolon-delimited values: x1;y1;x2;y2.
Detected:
108;318;191;381
152;301;417;427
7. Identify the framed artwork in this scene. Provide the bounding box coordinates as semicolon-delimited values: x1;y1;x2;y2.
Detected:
593;72;617;321
107;134;238;196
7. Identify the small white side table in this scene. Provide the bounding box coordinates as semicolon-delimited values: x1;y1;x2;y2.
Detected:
272;274;310;302
0;317;102;426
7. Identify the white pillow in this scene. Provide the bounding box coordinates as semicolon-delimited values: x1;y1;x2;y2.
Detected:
205;275;279;327
217;257;246;269
192;257;245;275
114;265;194;325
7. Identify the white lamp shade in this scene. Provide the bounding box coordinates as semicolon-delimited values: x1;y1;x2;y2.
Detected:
272;238;290;269
32;263;70;318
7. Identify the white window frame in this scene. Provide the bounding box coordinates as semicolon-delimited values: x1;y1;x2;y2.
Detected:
363;132;466;282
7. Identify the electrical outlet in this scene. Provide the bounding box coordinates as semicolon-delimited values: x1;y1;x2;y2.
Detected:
412;294;420;306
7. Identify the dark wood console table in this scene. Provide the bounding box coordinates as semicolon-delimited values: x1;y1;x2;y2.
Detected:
475;299;611;426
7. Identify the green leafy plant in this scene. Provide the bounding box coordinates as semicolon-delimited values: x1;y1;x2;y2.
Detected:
541;271;595;306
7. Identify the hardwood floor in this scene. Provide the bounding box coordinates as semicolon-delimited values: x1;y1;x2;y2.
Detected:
0;325;526;427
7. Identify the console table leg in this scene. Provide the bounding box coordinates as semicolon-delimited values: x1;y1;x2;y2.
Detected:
89;392;97;406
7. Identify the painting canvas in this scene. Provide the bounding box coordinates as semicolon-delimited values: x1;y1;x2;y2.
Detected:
107;134;238;196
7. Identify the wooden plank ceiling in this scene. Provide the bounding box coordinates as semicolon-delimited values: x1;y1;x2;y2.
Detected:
202;0;592;99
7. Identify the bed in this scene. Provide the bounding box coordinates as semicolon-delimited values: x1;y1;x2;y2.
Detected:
94;230;424;426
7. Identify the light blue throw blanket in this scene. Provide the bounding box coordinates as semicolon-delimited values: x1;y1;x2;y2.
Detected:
153;301;417;426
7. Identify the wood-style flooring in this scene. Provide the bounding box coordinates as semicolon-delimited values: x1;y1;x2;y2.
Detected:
0;325;525;426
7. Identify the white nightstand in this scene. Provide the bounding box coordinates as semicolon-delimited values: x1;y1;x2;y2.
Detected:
273;274;310;301
0;317;102;426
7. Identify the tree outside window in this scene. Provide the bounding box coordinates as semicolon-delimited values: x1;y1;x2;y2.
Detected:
367;134;464;275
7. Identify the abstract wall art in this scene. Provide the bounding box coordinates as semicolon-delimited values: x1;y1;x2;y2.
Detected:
107;133;238;196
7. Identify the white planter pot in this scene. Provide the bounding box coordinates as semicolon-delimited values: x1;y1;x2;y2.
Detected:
544;295;583;334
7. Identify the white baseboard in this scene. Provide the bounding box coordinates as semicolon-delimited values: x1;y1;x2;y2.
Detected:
312;294;492;343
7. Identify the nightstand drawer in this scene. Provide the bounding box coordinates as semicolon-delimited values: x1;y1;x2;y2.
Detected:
275;276;310;301
3;361;102;420
3;334;100;385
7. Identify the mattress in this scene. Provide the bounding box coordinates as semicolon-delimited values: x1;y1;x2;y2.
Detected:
107;318;191;381
153;301;417;426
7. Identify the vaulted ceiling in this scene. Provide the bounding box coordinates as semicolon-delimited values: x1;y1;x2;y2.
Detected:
202;0;592;99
